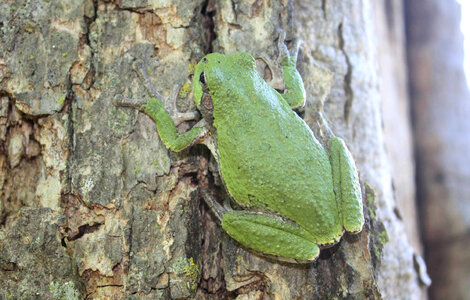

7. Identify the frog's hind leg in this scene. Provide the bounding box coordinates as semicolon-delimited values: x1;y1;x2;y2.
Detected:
329;137;364;233
222;211;320;262
201;190;319;262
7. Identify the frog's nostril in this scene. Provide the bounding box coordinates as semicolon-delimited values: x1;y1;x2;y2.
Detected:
203;57;208;63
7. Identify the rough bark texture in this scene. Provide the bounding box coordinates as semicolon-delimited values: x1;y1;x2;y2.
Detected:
377;0;422;254
407;1;470;299
0;0;428;299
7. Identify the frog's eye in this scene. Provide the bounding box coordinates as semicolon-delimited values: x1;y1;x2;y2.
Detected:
199;72;206;85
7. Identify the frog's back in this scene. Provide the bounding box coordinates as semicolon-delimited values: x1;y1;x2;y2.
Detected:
213;77;343;243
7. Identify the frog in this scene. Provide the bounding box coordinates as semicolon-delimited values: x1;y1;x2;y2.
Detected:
115;32;364;263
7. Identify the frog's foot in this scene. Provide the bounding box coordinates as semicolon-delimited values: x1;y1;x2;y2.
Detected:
256;30;303;94
329;137;364;234
114;93;199;127
276;29;302;64
168;83;200;126
131;59;200;125
313;111;335;145
222;211;320;263
200;189;227;224
132;59;165;101
256;55;285;91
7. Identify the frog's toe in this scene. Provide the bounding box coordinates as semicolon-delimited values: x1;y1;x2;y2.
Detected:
288;38;302;59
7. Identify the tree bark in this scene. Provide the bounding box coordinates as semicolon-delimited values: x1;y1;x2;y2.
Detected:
0;0;428;299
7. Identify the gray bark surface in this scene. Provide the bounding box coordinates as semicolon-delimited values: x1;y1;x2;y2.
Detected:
0;0;427;299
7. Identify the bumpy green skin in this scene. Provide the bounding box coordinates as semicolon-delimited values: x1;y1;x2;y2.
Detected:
329;137;364;233
150;51;364;262
222;211;320;261
280;55;306;108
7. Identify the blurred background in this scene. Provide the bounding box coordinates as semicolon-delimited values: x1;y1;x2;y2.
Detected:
459;0;470;86
407;0;470;298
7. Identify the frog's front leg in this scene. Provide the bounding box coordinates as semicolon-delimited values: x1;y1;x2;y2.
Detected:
329;137;364;233
260;30;306;108
201;190;319;262
131;59;200;126
114;61;207;152
141;97;207;151
114;96;206;151
279;33;306;109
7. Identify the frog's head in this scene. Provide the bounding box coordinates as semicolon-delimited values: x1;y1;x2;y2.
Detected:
193;52;256;109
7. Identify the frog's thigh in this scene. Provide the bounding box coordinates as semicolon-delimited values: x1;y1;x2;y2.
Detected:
329;137;365;233
222;211;320;262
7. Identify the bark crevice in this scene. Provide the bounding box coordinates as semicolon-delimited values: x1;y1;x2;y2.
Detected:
338;22;354;123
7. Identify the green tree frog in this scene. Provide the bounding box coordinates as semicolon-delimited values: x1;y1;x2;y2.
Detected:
118;33;364;263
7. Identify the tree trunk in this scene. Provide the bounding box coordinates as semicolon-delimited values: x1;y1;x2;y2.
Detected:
0;0;428;299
